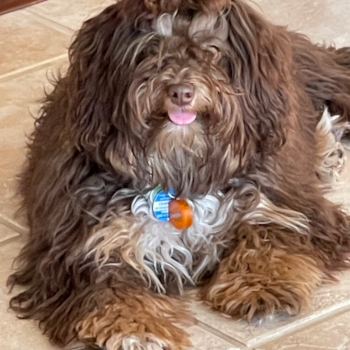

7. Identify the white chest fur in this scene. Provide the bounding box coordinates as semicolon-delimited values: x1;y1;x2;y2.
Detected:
130;192;230;291
87;185;308;293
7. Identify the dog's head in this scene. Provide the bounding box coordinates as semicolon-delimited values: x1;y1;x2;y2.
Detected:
66;0;294;195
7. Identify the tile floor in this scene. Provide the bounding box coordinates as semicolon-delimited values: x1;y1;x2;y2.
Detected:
1;0;350;349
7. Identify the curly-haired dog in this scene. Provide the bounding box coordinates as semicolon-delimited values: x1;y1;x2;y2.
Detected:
8;0;350;349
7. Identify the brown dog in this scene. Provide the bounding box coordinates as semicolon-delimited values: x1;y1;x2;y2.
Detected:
8;0;350;349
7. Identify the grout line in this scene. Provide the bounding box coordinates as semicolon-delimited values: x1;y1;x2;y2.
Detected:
0;233;22;246
0;213;27;235
196;321;249;350
0;54;68;83
23;8;76;35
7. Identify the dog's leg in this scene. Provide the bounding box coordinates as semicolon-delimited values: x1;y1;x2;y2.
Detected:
10;261;192;350
9;221;192;350
72;218;193;350
202;223;327;321
203;134;350;320
74;284;191;350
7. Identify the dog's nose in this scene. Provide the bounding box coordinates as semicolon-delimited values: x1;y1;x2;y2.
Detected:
168;84;194;106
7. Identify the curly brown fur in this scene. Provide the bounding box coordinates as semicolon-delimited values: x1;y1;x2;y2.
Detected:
75;286;192;349
203;223;330;321
7;0;350;349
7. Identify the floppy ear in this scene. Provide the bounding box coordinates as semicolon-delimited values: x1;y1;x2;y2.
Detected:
226;0;295;154
64;1;152;155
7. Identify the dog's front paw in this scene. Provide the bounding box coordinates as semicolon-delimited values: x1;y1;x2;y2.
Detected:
106;333;172;350
204;282;305;322
202;248;323;322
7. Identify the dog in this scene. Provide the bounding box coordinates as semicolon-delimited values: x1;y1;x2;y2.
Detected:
8;0;350;349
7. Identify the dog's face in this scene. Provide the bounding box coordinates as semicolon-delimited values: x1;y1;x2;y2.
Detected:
129;12;232;125
125;12;245;194
69;0;292;195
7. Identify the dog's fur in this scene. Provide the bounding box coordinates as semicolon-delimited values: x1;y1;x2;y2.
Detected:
7;0;350;349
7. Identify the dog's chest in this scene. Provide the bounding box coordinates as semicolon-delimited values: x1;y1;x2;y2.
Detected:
131;193;230;290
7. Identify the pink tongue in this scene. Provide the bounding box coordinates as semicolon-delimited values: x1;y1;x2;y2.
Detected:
168;111;196;125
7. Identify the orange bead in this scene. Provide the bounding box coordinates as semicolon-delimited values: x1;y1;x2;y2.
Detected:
169;199;193;230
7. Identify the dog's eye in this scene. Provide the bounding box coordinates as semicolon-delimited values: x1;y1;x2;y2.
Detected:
134;44;159;66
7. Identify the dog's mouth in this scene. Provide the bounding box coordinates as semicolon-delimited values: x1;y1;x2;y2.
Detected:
168;109;197;125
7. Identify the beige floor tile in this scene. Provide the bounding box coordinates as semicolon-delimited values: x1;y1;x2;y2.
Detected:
0;230;59;350
28;0;116;31
188;326;240;350
0;59;68;226
259;310;350;350
0;228;21;293
0;146;25;223
0;11;70;77
251;0;350;46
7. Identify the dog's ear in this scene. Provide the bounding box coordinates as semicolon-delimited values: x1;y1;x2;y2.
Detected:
225;0;294;154
64;1;153;155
